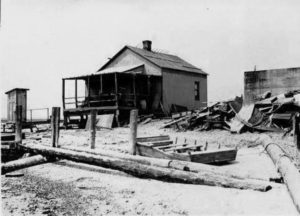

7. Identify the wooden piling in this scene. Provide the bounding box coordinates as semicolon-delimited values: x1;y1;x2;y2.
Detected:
15;106;22;143
129;109;138;155
51;107;60;147
90;109;97;149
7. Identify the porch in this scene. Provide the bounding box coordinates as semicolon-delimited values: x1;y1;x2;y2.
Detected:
62;68;162;127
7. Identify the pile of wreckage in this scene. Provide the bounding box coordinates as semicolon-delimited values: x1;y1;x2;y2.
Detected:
162;90;300;133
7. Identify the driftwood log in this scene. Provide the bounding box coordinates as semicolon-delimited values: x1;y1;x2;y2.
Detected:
1;155;48;175
62;146;272;182
258;135;300;213
20;143;272;191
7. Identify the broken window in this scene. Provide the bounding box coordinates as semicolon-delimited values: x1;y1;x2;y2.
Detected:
194;81;200;101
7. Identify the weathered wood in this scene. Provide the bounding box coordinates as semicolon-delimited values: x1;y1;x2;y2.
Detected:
15;106;22;143
20;143;272;191
51;107;60;147
137;142;237;164
1;155;48;175
75;78;78;108
114;73;118;107
62;146;274;182
293;113;300;153
62;79;65;110
90;110;97;149
129;109;138;155
258;134;300;213
136;135;170;143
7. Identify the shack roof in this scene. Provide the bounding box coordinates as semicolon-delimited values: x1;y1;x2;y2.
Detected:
5;88;29;94
98;45;208;75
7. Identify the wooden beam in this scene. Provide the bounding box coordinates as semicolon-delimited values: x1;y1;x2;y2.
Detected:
62;79;65;110
75;79;78;108
129;109;138;155
51;107;60;147
90;109;97;149
19;143;272;192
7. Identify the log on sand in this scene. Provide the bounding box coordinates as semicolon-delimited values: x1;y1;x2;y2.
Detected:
258;135;300;213
62;146;272;182
20;143;272;192
1;155;48;175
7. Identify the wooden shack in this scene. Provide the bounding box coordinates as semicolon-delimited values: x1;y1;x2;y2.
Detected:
62;40;208;127
5;88;29;122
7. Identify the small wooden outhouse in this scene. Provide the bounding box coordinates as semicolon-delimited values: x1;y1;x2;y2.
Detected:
5;88;29;122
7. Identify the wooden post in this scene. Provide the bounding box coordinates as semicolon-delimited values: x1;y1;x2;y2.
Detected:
87;76;90;107
114;73;118;107
90;110;97;149
129;109;138;155
100;74;103;94
15;106;22;144
133;74;136;107
51;107;60;148
75;78;78;108
62;79;65;110
147;76;151;111
293;113;300;156
30;109;33;122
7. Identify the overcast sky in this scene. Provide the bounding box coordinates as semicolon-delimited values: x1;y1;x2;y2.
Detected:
1;0;300;118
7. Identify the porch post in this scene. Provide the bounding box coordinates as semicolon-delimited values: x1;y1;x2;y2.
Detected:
75;78;78;108
114;73;118;107
62;79;65;110
87;76;90;107
100;74;103;94
147;76;151;111
133;74;136;107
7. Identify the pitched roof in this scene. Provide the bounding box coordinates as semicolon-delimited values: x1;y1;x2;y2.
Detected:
99;45;208;75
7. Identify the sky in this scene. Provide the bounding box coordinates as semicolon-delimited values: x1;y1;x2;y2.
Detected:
1;0;300;118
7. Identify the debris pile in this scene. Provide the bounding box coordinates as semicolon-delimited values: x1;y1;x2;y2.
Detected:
162;90;300;133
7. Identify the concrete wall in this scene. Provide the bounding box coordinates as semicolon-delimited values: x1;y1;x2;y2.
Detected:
162;69;207;112
104;49;161;76
244;67;300;104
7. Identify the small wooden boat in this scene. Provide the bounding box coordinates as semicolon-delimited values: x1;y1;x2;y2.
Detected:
136;135;237;164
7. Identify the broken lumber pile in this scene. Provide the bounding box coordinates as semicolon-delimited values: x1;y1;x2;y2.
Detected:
163;89;300;133
257;134;300;213
19;143;272;191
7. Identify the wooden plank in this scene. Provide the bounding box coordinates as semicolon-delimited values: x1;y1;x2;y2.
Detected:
96;114;114;129
189;149;237;164
136;135;170;143
164;144;203;152
129;109;138;155
146;140;173;147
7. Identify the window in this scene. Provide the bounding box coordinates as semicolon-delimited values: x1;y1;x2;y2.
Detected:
194;81;200;101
